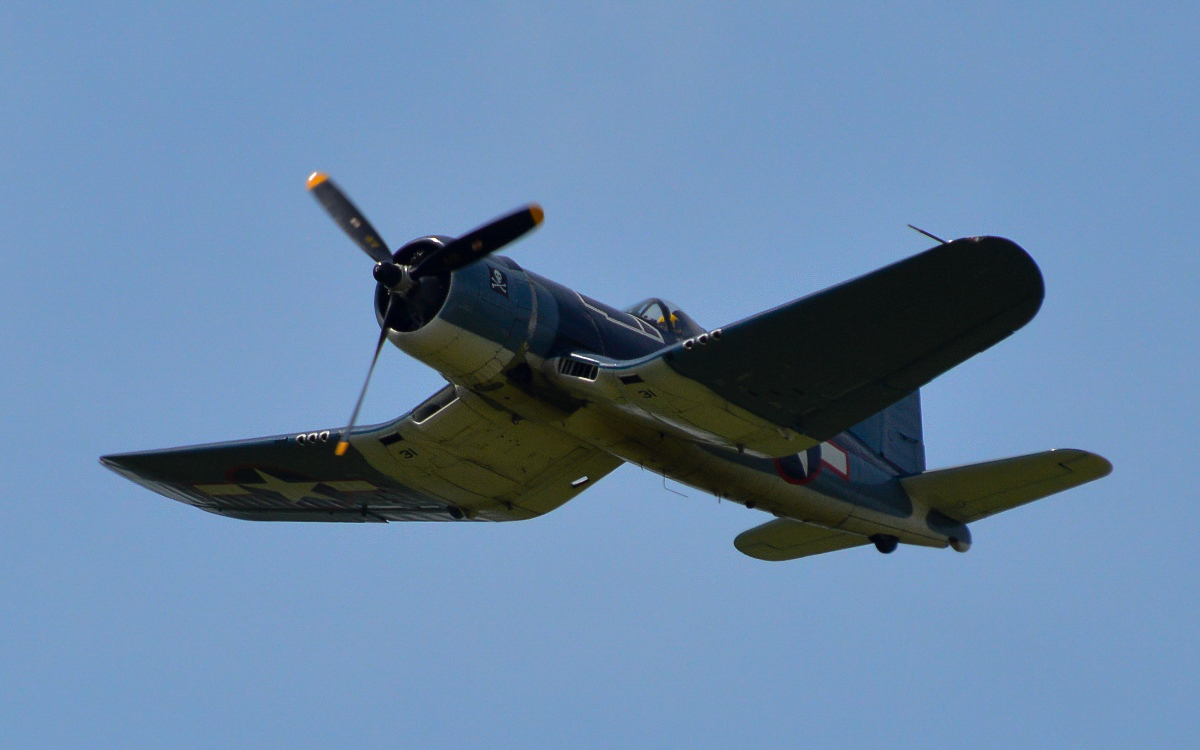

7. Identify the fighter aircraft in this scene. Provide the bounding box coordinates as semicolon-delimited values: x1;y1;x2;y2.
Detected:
101;174;1112;561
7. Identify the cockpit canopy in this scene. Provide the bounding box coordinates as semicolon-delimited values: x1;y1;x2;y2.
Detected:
625;298;705;338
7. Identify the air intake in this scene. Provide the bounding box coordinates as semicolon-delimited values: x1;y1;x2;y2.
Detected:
558;357;599;381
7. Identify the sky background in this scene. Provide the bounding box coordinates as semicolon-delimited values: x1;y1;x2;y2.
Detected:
2;3;1197;747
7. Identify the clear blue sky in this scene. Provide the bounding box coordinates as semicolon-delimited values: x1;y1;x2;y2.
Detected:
2;3;1196;747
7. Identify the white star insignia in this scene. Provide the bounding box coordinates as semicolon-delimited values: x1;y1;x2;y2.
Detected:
248;470;340;504
193;473;378;503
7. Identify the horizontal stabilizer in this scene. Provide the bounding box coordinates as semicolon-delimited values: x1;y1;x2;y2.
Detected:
734;518;869;561
900;449;1112;524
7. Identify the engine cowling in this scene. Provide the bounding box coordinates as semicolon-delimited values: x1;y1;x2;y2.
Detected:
381;250;534;387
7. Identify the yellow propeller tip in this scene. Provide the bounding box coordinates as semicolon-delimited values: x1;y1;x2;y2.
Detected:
335;440;350;456
530;204;544;225
307;172;329;190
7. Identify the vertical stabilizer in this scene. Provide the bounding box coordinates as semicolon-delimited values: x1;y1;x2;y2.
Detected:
848;390;925;475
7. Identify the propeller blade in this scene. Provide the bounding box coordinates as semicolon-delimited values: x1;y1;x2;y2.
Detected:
334;314;392;457
307;172;394;264
411;203;543;278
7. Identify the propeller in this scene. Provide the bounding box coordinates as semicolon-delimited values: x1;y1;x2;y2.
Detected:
307;172;393;263
306;172;543;456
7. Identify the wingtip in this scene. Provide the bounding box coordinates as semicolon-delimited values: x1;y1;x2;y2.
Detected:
1055;449;1114;479
529;204;544;225
307;172;329;190
99;452;136;477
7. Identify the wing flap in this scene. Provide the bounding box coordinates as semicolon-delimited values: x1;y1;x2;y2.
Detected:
734;518;870;561
900;449;1112;523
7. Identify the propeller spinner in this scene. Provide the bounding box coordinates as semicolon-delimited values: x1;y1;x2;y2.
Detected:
306;172;543;455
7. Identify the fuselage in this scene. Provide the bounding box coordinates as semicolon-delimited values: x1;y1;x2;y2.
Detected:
380;254;971;551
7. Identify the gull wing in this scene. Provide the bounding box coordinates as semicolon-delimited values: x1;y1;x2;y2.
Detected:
654;236;1044;449
102;384;622;522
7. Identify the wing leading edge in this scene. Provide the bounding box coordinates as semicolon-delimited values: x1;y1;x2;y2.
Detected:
102;384;622;522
